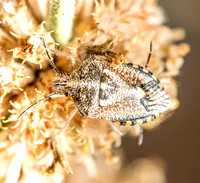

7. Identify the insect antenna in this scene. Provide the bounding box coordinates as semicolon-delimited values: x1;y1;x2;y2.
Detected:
40;37;63;78
17;91;62;120
145;41;153;68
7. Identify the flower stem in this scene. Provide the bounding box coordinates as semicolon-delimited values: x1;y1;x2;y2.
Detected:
47;0;75;44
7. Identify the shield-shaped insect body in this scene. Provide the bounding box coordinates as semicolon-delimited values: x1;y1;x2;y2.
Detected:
18;38;171;129
53;42;171;127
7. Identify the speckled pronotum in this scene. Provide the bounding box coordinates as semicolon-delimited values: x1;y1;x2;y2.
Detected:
18;38;171;144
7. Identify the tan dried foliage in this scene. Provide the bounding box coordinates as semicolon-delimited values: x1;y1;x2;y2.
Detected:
0;0;189;182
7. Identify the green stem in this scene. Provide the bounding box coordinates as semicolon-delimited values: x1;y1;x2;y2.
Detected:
47;0;75;45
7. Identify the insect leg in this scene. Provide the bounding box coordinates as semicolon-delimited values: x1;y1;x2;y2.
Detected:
108;121;123;136
48;108;78;140
138;125;143;146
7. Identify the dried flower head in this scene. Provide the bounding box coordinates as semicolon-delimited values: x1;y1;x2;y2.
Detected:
0;0;190;182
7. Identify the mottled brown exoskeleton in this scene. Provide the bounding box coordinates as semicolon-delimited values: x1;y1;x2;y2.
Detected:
18;37;171;144
52;40;170;125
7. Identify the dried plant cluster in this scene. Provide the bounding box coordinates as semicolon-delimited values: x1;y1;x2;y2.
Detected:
0;0;190;182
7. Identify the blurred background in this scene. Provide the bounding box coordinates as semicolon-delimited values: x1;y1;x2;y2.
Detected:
0;0;199;182
122;1;200;183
